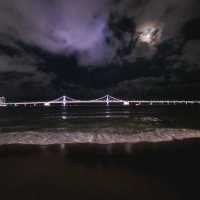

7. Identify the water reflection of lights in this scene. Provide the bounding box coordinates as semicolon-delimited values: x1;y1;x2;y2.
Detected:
60;144;65;151
125;144;133;154
62;116;67;120
106;144;113;154
62;111;67;115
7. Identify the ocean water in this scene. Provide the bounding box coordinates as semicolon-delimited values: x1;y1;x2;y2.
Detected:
0;105;200;133
0;105;200;200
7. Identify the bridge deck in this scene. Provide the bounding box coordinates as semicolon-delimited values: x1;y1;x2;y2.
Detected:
1;100;200;107
1;95;200;107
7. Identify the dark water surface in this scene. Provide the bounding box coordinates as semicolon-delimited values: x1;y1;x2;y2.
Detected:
0;105;200;200
1;105;200;133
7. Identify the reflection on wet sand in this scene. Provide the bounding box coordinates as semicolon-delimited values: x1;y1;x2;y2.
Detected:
0;140;200;200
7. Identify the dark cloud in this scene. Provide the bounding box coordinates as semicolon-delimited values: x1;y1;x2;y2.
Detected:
0;35;55;98
182;18;200;41
181;40;200;70
0;0;199;98
0;0;198;64
0;0;112;65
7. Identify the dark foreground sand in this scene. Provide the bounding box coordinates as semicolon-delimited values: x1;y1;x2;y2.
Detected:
0;134;200;200
1;129;200;200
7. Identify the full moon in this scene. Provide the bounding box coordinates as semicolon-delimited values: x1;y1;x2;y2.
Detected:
137;23;163;45
140;27;156;43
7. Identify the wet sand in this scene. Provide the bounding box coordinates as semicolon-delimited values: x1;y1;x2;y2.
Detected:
0;134;200;199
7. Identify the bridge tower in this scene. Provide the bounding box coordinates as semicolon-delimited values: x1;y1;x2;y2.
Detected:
0;96;6;104
63;96;67;107
106;95;110;106
0;97;6;107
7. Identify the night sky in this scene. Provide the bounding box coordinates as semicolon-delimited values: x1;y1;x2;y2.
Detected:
0;0;200;100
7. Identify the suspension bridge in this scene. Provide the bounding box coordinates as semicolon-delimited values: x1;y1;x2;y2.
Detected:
0;95;200;107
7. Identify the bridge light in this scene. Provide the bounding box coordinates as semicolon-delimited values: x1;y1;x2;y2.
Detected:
44;102;51;107
0;97;6;107
123;101;130;106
